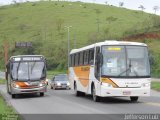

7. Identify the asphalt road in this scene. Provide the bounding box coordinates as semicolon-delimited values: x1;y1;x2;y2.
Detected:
0;84;160;120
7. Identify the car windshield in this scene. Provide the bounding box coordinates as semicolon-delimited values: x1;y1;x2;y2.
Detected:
54;75;68;81
11;61;45;81
101;45;150;78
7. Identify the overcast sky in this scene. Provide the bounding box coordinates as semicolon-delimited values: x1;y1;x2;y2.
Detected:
0;0;160;15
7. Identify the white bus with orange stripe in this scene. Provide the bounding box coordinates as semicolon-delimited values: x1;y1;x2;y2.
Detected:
69;41;150;102
6;55;47;98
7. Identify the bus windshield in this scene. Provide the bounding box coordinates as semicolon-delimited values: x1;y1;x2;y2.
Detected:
101;46;150;78
11;61;45;81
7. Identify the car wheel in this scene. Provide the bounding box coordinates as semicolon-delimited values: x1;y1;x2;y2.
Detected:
92;85;100;102
53;86;56;90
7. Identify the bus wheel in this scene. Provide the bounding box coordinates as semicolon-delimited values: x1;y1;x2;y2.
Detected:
130;96;138;102
51;86;53;89
40;92;44;96
74;83;81;96
92;85;100;102
12;94;16;98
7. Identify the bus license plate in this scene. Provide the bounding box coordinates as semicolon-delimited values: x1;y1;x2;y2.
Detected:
123;91;131;95
30;82;39;86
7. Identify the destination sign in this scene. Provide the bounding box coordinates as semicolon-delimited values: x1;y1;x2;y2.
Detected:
15;42;32;48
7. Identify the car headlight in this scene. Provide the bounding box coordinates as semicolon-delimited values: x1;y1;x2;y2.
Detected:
142;83;150;87
57;82;61;86
12;82;20;88
101;83;112;87
67;82;70;86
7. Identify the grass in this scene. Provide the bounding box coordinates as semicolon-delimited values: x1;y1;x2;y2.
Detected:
151;82;160;91
47;70;67;79
0;96;19;120
0;1;160;74
0;79;6;84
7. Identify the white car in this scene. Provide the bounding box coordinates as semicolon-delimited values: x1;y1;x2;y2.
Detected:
50;74;70;90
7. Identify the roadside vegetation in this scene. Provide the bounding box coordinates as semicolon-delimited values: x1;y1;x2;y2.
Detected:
47;70;66;79
0;79;5;84
151;82;160;91
0;95;19;119
0;79;19;119
0;1;160;77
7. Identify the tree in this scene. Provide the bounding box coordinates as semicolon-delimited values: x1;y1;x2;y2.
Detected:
12;0;17;4
93;0;96;4
153;6;159;14
138;5;145;12
105;1;108;6
119;2;124;7
94;9;102;32
56;18;64;33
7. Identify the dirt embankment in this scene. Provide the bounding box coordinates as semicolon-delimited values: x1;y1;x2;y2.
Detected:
123;32;160;41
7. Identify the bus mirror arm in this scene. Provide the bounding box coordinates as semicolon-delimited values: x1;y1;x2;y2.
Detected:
97;53;103;67
149;55;154;65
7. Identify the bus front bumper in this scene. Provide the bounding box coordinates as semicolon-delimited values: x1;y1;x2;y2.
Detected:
100;87;150;97
11;86;47;94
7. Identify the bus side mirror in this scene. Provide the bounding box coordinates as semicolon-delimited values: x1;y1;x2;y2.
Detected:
149;55;154;65
96;53;103;67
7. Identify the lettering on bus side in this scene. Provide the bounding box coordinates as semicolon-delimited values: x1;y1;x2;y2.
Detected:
81;66;90;71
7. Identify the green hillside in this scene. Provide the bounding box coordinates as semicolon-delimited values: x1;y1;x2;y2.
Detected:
0;1;160;76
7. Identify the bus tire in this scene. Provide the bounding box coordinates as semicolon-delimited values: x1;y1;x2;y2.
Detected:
74;83;81;96
40;92;44;96
92;85;100;102
130;96;138;102
12;94;16;98
51;86;53;89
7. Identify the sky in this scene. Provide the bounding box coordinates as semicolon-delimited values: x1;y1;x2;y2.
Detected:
0;0;160;15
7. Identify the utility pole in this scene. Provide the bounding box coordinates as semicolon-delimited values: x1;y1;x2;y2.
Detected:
3;42;9;65
65;26;72;69
96;18;100;33
74;30;77;49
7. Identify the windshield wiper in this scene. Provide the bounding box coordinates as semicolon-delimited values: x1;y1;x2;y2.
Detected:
118;60;131;76
16;61;21;80
118;60;140;77
31;61;36;74
132;68;139;76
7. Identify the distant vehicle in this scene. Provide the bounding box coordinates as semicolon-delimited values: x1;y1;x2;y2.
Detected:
69;40;151;102
50;74;70;90
6;55;47;98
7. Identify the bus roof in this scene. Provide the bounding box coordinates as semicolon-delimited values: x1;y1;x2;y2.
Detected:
70;40;147;54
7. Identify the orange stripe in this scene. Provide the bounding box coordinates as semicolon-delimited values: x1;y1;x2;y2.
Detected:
15;81;39;89
101;77;119;88
73;66;90;87
15;82;28;87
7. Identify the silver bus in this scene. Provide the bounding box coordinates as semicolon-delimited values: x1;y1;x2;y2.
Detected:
6;55;47;98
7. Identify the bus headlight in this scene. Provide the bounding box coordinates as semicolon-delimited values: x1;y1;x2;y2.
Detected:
12;82;20;88
142;83;150;87
39;81;46;87
101;83;112;87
